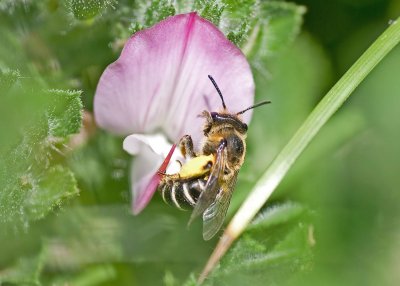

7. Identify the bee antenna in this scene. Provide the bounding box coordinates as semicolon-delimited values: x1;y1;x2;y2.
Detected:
236;100;271;115
208;75;226;110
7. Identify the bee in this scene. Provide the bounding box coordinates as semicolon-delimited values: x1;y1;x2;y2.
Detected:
157;75;270;240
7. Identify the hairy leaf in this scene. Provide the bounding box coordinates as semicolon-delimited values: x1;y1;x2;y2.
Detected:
243;1;306;62
49;265;117;286
46;89;83;138
66;0;116;20
43;205;209;267
0;250;46;285
0;78;82;228
143;0;176;27
25;165;79;220
206;203;313;285
0;68;20;92
193;0;224;26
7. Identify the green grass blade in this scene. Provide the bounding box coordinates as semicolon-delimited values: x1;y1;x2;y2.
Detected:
229;17;400;236
199;17;400;284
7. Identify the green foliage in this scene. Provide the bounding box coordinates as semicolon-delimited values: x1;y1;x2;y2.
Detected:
66;0;115;20
25;166;79;220
0;75;82;228
0;250;46;285
47;89;83;137
0;68;20;92
248;202;305;230
44;205;209;265
1;0;399;285
206;203;313;285
2;0;306;284
193;0;225;26
0;0;32;13
113;0;303;58
227;21;249;46
67;132;129;204
49;265;117;286
243;1;306;65
143;0;176;27
230;33;333;215
0;73;82;250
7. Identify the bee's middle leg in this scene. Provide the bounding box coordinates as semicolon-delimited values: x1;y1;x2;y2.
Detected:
179;135;196;159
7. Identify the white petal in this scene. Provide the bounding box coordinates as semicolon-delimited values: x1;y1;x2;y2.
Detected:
123;133;171;156
129;146;163;214
126;134;183;214
123;133;183;173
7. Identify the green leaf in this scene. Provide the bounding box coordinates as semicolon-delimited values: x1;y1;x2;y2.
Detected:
189;1;305;64
164;270;178;286
193;0;224;26
242;1;306;62
0;250;46;285
247;202;305;231
0;68;20;92
67;131;128;204
50;265;117;286
211;17;400;281
46;89;83;138
0;80;82;227
222;0;255;19
143;0;176;27
238;15;400;231
127;0;176;35
66;0;115;21
0;157;80;227
25;165;79;220
0;0;33;13
42;205;210;267
182;273;198;286
221;0;255;45
227;21;249;46
207;203;313;286
110;0;304;62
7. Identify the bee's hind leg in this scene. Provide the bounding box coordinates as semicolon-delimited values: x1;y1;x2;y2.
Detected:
179;135;197;159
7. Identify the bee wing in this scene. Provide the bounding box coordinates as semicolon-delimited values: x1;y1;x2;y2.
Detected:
188;141;227;226
202;171;238;240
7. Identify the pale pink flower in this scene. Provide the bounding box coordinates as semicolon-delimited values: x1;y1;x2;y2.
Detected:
94;12;255;214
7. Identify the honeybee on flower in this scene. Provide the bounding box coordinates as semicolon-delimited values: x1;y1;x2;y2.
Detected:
94;12;264;239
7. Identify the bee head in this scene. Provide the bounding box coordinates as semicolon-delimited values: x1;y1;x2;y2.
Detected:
203;75;270;135
209;112;247;134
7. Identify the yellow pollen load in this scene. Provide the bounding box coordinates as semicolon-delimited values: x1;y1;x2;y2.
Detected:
179;154;215;179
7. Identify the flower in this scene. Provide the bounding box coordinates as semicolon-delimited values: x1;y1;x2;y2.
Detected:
94;12;255;214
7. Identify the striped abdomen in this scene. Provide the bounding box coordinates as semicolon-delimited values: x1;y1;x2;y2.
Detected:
159;179;207;210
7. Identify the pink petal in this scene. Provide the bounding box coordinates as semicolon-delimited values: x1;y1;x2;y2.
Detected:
94;12;255;145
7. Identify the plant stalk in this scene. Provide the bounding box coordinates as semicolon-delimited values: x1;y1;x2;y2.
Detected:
198;17;400;284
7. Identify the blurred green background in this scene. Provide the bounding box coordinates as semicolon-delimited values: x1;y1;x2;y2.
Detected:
0;0;399;285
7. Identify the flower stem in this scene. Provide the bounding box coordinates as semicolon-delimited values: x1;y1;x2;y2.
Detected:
198;17;400;283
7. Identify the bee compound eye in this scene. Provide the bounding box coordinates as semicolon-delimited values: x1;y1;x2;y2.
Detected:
227;134;244;158
210;112;218;120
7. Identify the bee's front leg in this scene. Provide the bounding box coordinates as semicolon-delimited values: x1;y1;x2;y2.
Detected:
179;135;196;159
